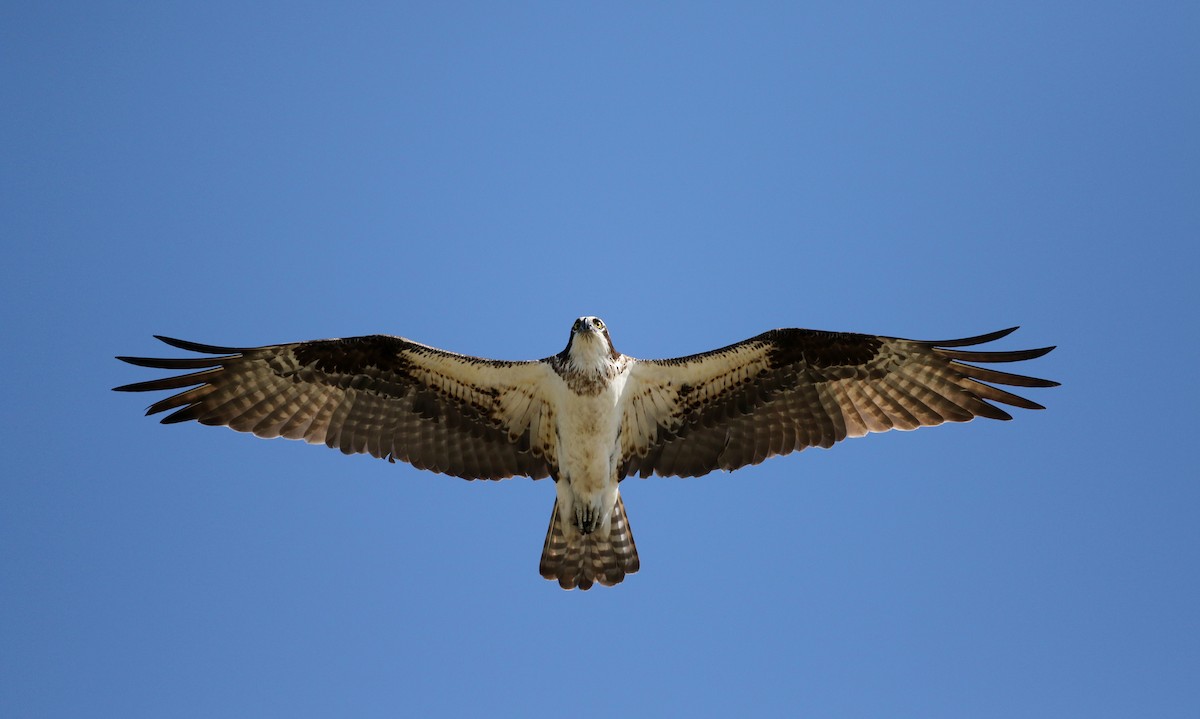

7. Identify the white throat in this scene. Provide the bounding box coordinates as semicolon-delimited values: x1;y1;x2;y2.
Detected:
568;332;614;375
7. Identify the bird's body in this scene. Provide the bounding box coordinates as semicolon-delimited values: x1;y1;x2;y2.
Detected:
540;318;638;586
551;318;627;527
116;316;1057;590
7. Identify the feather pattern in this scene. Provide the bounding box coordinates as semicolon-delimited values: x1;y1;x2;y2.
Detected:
540;494;639;590
619;327;1057;478
116;334;560;480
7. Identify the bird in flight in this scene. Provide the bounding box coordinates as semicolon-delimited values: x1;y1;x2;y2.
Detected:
115;317;1057;590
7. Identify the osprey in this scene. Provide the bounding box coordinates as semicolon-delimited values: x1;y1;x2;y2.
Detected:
115;317;1057;590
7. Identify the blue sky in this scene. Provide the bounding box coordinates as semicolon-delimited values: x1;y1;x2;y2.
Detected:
3;3;1197;717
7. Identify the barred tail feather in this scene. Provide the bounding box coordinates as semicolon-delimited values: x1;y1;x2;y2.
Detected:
539;494;640;590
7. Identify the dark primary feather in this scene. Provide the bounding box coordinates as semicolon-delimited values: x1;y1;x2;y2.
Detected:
622;326;1057;478
115;335;553;481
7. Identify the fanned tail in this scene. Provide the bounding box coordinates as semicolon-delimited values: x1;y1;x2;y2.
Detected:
539;494;639;590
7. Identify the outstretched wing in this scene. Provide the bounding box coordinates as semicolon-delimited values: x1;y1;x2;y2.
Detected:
619;327;1057;478
115;335;562;480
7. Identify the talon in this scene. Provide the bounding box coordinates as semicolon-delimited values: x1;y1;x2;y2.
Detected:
574;504;600;535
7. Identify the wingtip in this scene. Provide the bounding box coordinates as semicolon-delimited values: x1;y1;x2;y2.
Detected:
159;405;203;424
114;355;163;369
1023;345;1057;360
929;326;1021;347
151;334;187;348
152;335;245;354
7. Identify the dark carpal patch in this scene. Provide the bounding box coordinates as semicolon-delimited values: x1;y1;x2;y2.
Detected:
294;335;413;376
765;329;883;369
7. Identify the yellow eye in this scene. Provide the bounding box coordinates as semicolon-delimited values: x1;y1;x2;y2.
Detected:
593;318;604;329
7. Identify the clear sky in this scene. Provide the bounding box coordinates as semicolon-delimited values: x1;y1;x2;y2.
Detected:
3;3;1197;717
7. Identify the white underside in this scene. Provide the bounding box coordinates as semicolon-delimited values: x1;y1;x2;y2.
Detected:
551;333;632;530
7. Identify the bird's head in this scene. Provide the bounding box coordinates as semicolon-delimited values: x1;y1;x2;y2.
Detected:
566;316;619;366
